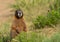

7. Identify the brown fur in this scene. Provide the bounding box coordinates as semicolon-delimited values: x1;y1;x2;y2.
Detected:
10;11;27;39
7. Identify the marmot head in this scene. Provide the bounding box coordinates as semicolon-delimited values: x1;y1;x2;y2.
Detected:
15;9;23;19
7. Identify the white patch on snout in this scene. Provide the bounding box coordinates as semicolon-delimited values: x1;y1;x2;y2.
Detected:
18;13;22;17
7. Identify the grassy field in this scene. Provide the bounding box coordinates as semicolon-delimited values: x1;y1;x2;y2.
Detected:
0;0;60;42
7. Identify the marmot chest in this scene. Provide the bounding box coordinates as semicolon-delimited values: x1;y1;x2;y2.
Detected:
12;19;24;29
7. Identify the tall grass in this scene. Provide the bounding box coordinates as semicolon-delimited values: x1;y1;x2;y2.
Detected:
49;0;60;12
0;35;10;42
10;0;41;10
33;0;60;29
43;32;60;42
11;32;46;42
11;32;60;42
0;18;11;42
33;10;60;29
0;31;60;42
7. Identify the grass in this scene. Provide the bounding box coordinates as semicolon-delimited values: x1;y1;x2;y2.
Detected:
33;0;60;29
43;32;60;42
33;10;60;29
11;32;46;42
11;32;60;42
0;18;11;42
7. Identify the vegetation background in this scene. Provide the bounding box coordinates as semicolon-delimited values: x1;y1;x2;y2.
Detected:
0;0;60;42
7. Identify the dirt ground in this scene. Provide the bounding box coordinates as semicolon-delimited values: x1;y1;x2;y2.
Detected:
0;0;14;24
